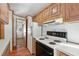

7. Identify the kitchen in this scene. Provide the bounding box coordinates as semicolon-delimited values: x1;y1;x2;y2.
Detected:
0;3;79;56
30;3;79;56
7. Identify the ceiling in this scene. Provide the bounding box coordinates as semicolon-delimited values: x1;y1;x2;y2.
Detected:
9;3;50;17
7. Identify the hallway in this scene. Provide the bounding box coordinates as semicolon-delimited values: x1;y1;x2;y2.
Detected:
9;38;31;56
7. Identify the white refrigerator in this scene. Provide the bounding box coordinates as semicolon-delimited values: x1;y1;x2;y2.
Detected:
27;16;40;54
27;16;32;54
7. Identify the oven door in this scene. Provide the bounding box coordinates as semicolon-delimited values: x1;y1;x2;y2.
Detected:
36;41;54;56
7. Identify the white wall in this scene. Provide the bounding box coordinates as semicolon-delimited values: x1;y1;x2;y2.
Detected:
42;22;79;44
37;25;42;37
65;22;79;43
17;20;25;38
32;22;41;37
0;11;12;55
42;23;66;36
9;11;13;51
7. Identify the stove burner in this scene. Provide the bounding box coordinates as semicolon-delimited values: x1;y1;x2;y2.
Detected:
49;42;56;45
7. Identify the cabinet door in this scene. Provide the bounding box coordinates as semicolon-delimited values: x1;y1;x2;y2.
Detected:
0;24;4;39
36;15;41;25
37;13;44;25
42;7;51;22
65;3;79;22
50;4;61;18
42;10;46;21
33;15;41;25
44;8;50;21
33;17;37;22
0;3;9;24
38;13;42;24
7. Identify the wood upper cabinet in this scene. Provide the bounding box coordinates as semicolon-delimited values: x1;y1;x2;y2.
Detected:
33;16;37;22
33;13;43;25
0;24;4;39
33;4;62;24
50;4;61;17
0;3;9;24
38;13;42;25
45;3;61;21
65;3;79;22
33;3;79;24
37;15;42;25
42;3;62;22
42;7;50;22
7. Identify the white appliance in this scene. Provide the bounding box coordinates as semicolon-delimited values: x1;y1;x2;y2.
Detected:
27;16;40;54
43;17;63;24
27;16;32;53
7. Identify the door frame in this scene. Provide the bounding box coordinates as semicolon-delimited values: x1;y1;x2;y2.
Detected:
26;19;28;47
16;19;26;48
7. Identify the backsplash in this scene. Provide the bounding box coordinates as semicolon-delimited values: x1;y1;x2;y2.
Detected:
42;23;66;36
65;22;79;44
42;22;79;44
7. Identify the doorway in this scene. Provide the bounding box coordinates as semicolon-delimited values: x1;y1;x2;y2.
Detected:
16;19;26;49
9;19;31;56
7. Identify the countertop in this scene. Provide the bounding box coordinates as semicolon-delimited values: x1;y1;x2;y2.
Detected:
34;36;79;56
56;42;79;56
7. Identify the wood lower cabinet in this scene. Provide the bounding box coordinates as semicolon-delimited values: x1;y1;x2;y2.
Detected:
57;50;69;56
32;38;36;55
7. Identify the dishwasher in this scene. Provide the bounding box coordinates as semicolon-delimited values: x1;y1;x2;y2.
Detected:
36;41;54;56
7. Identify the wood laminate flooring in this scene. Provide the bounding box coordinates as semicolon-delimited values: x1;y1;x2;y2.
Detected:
9;38;31;56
